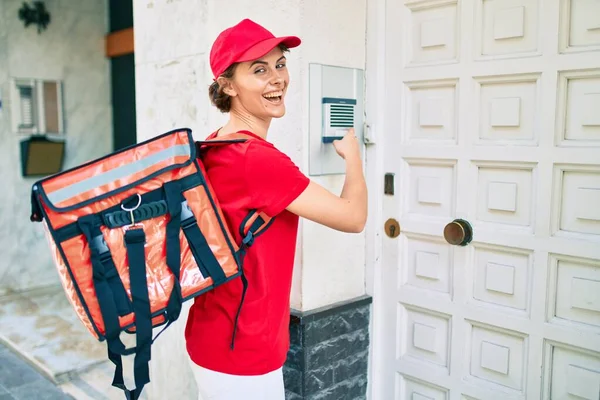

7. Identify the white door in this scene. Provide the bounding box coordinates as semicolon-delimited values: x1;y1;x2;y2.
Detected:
379;0;600;399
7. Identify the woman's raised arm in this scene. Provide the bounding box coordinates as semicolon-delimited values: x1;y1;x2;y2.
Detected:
286;129;368;233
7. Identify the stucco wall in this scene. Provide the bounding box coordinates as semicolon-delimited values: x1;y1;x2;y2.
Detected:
0;0;111;295
297;0;367;311
133;0;367;398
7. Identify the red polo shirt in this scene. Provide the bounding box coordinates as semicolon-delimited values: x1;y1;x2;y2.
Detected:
185;130;310;375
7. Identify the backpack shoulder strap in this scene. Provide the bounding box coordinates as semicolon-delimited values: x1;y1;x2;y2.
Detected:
196;132;256;152
239;210;273;248
230;208;274;349
196;131;275;350
196;130;274;244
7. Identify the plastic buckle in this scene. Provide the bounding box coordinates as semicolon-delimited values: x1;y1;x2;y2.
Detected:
242;232;254;247
180;201;197;230
91;234;110;255
180;201;194;220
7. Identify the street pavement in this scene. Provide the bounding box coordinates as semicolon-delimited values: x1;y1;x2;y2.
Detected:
0;343;72;400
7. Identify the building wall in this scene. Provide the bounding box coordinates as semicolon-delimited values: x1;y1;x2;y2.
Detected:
134;0;367;311
297;0;367;310
0;0;112;295
133;0;367;398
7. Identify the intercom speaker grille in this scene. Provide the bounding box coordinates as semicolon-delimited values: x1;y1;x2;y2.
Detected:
329;104;354;128
322;97;357;137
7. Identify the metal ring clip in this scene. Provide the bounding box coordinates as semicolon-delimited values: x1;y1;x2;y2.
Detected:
121;193;142;229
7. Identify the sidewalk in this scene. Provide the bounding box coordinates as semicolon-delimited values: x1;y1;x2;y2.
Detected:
0;285;153;400
0;343;72;400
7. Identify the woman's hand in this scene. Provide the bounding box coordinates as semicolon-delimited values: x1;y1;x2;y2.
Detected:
333;128;361;161
286;127;367;233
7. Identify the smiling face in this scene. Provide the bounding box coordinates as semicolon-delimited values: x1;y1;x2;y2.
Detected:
218;46;289;121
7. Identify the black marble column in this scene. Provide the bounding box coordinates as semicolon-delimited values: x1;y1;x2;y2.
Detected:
283;295;372;400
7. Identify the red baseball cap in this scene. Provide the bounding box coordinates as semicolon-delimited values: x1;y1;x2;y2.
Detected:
209;19;301;79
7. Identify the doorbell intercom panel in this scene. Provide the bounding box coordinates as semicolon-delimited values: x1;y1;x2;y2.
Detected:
308;63;364;176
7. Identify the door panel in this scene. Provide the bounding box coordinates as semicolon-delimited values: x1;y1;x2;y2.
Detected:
381;0;600;399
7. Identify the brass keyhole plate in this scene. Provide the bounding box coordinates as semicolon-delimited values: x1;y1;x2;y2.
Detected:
384;218;400;238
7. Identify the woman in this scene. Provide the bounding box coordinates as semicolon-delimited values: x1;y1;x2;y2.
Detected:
185;19;368;400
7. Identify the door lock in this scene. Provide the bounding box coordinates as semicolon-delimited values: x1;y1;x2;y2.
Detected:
384;218;400;238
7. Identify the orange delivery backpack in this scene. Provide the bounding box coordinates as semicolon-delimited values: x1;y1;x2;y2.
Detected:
29;128;272;400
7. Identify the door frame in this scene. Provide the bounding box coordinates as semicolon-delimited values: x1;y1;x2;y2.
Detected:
364;0;389;398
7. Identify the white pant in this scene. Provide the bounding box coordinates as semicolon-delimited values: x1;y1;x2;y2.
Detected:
188;359;285;400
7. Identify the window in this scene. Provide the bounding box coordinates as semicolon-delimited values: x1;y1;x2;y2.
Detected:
11;78;64;135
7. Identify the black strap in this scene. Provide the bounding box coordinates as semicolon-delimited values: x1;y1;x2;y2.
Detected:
180;201;227;285
247;215;267;237
238;210;271;248
78;216;138;399
107;346;136;399
229;211;273;349
163;182;183;323
104;200;168;229
230;267;248;350
77;216;132;323
91;234;132;317
161;180;226;286
30;185;43;222
121;228;152;400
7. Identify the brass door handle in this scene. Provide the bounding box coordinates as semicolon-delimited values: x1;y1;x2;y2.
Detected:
443;219;473;246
